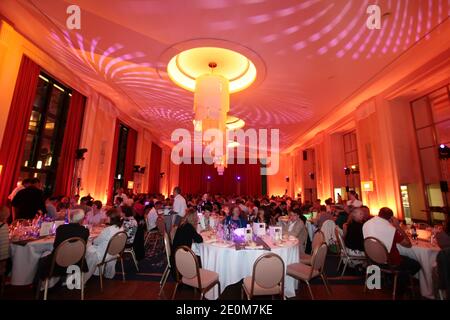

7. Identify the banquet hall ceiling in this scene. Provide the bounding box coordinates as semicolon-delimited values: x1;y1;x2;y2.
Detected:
0;0;448;150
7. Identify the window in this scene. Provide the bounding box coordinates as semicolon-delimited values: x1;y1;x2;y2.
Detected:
343;131;360;194
411;84;450;221
18;73;71;194
113;124;129;195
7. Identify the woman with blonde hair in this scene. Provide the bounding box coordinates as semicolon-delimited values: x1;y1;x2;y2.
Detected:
172;208;203;251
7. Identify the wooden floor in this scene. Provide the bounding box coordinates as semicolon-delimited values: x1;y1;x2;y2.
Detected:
2;275;401;300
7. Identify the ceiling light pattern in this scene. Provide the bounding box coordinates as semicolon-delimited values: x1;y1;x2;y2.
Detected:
5;0;447;152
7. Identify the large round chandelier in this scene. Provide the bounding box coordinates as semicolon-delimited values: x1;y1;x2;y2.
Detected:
167;47;256;174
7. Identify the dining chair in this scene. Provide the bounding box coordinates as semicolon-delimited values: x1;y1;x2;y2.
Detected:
335;227;367;277
363;237;415;300
0;259;7;297
287;242;331;299
123;242;139;272
39;237;86;300
170;225;178;243
96;231;128;291
300;231;325;265
159;231;172;296
172;246;220;300
145;215;166;252
241;252;285;300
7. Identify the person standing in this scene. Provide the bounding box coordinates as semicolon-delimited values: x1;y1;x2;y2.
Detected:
172;186;187;227
11;178;46;220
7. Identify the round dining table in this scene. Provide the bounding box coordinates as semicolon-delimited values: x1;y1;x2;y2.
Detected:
397;240;440;299
9;225;104;286
191;232;299;300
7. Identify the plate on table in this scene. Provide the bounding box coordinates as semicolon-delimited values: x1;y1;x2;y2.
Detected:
211;241;234;248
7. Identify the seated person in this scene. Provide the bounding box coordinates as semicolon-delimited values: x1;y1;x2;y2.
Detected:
254;207;270;225
343;208;366;266
45;196;59;220
363;207;421;295
86;208;123;279
334;210;348;229
316;205;333;229
224;206;248;229
85;200;106;225
122;206;138;245
146;201;161;231
287;209;308;252
0;206;11;277
36;209;89;281
172;208;203;250
436;218;450;249
198;203;215;231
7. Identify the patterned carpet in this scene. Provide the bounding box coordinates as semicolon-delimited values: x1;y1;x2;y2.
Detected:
113;234;367;287
114;233;171;282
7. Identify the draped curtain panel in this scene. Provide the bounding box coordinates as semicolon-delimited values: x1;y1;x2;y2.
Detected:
178;161;262;196
0;56;40;205
107;119;121;203
54;91;86;196
123;127;137;188
148;143;162;194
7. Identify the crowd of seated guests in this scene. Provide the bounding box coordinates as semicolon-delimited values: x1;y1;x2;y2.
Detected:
2;179;450;298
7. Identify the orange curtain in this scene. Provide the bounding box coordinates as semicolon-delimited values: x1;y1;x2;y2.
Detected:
54;91;86;196
148;143;162;194
0;56;40;205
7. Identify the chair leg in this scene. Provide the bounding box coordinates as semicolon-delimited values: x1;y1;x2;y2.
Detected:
392;274;398;300
99;266;104;292
120;257;126;282
217;281;221;299
172;282;179;300
43;279;49;300
159;267;170;296
321;274;331;296
130;250;139;271
337;257;342;272
341;260;348;277
81;272;84;300
305;280;314;300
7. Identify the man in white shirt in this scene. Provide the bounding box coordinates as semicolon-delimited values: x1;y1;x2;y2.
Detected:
114;188;128;204
345;190;362;212
172;186;187;226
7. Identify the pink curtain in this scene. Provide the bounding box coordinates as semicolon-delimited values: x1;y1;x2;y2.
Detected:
178;161;262;196
148;143;162;194
0;56;40;205
54;91;86;196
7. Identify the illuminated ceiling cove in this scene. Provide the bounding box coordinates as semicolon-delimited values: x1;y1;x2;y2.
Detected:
0;0;448;150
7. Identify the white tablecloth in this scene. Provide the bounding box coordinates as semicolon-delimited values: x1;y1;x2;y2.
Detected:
192;235;299;300
397;241;440;299
10;227;103;286
10;237;54;285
